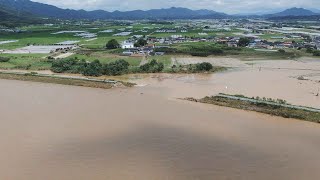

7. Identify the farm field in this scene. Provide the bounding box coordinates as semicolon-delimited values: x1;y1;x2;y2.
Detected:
0;20;319;74
0;53;51;70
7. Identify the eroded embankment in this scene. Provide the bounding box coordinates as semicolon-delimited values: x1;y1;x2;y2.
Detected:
185;94;320;123
0;71;135;89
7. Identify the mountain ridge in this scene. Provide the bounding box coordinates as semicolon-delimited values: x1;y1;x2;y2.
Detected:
0;4;40;27
0;0;319;20
0;0;228;19
265;7;318;17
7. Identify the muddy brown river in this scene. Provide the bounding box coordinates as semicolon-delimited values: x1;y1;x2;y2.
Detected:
0;77;320;180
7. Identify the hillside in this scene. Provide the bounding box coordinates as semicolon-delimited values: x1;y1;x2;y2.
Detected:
265;7;318;17
0;6;39;27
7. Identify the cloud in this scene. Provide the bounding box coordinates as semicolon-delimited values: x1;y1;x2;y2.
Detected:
31;0;320;14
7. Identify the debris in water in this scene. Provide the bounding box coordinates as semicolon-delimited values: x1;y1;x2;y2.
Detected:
298;76;307;81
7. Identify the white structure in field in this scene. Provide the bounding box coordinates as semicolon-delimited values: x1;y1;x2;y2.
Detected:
171;35;183;39
121;41;134;49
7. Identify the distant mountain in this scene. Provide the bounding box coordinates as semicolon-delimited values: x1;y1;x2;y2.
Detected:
0;0;96;19
0;0;318;21
265;7;318;17
0;0;228;20
309;8;320;14
0;5;39;27
105;7;228;19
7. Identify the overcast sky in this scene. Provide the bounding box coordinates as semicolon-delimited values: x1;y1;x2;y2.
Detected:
31;0;320;14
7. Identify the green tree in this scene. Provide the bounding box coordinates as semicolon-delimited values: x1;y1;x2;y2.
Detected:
102;59;130;76
140;59;164;73
313;50;320;56
195;62;213;71
306;48;314;53
106;39;120;49
0;57;10;62
51;58;78;73
83;60;102;77
237;37;251;47
134;38;148;47
70;59;87;74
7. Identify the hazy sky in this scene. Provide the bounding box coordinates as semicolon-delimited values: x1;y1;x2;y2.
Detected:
31;0;320;14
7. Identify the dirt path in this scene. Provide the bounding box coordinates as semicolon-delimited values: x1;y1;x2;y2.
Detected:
171;57;178;66
54;52;74;59
139;55;149;66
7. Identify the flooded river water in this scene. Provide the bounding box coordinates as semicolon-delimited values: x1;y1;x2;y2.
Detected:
0;79;320;179
0;57;320;179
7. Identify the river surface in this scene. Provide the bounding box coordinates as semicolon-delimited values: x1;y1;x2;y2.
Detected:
0;77;319;180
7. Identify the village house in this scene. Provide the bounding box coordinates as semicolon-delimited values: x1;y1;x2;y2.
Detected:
121;41;135;49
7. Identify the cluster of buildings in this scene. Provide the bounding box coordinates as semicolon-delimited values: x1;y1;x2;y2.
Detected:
121;44;156;57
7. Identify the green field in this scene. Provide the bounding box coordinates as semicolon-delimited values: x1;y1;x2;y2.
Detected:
69;52;142;66
149;55;172;68
0;29;84;49
0;54;51;70
0;21;317;73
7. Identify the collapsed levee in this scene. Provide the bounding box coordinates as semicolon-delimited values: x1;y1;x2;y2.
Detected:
184;94;320;123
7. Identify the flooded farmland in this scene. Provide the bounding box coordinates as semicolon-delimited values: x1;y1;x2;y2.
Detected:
0;57;320;180
122;57;320;108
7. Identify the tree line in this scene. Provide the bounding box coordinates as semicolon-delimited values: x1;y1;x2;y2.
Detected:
51;58;164;77
306;48;320;56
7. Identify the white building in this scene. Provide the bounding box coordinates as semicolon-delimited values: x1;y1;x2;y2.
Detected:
121;41;134;49
171;35;183;39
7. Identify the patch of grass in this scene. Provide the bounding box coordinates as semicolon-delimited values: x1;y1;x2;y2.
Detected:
0;54;51;70
232;48;304;60
150;55;172;69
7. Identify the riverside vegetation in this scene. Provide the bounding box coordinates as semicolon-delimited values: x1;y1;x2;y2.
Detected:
50;58;223;77
185;94;320;123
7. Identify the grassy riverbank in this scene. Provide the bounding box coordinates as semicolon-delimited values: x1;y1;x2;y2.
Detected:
185;95;320;123
0;72;134;89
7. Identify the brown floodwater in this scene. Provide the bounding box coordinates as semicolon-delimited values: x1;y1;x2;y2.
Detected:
0;78;319;180
120;57;320;108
